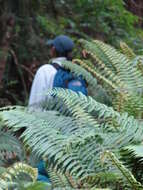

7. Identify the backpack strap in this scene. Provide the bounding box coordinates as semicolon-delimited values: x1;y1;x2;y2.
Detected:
51;62;63;70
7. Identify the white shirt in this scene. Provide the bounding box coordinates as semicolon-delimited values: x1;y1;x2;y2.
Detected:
28;57;66;106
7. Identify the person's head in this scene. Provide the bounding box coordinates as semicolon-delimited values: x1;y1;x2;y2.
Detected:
46;35;74;60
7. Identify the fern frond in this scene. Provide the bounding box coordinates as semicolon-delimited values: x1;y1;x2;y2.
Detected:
79;39;143;116
0;105;117;188
61;60;97;88
73;59;123;93
1;89;143;188
3;162;37;180
0;130;24;166
132;56;143;82
120;41;136;60
103;151;143;190
0;163;38;189
80;39;143;91
46;89;143;144
47;166;78;188
124;145;143;159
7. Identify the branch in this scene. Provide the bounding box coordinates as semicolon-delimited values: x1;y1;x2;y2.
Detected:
9;49;28;101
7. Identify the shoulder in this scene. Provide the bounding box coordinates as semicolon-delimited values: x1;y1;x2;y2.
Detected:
36;64;57;75
37;64;55;72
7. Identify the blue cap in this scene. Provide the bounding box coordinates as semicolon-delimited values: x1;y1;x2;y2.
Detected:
46;35;74;54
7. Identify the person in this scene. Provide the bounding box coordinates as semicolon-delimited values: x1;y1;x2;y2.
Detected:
29;35;87;106
28;35;88;183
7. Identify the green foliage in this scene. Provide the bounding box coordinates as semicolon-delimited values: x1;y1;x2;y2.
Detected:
55;59;111;105
120;41;136;60
1;0;141;62
1;0;143;189
0;129;24;166
79;39;143;117
66;0;140;47
103;151;143;190
1;88;143;189
36;16;63;36
1;0;143;105
1;36;143;189
60;60;97;88
0;163;42;190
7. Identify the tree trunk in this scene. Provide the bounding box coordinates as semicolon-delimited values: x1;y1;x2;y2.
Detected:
0;14;15;84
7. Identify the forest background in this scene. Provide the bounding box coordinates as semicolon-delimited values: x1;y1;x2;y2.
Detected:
0;0;143;105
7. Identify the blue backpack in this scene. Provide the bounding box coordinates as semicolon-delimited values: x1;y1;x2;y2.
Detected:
52;63;88;95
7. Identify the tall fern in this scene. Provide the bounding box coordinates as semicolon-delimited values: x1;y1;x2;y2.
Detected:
1;89;143;189
78;39;143;117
